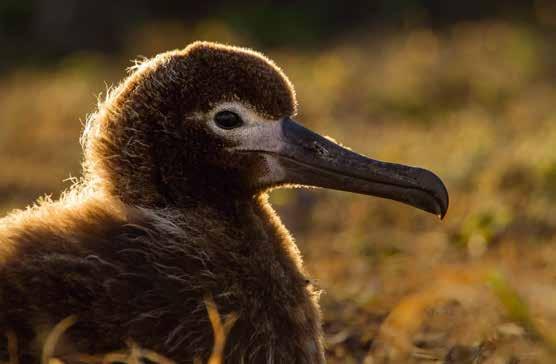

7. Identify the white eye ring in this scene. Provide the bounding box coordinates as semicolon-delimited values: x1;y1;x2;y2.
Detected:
214;111;244;129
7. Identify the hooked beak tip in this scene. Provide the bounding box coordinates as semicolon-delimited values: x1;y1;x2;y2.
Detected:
435;192;449;220
415;167;449;220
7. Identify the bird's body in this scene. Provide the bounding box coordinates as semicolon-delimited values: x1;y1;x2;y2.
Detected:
0;192;322;363
0;42;448;363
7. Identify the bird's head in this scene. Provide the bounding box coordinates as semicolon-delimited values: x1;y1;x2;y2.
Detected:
83;41;448;217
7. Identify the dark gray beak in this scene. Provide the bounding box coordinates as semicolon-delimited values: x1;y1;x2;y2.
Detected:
235;117;449;218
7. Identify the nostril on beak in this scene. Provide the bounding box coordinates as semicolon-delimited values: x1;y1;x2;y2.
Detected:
312;142;329;158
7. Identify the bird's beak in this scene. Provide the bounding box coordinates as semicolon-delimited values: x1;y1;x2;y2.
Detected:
236;117;449;218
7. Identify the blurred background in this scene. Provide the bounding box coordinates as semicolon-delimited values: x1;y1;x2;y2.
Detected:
2;1;556;362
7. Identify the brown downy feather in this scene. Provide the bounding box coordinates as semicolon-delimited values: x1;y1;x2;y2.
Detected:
0;42;324;363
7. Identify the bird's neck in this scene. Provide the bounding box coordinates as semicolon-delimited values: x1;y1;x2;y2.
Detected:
168;192;307;279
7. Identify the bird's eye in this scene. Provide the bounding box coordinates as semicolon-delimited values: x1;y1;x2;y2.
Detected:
214;111;243;130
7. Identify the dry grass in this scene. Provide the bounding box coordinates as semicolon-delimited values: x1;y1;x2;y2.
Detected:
1;19;556;363
1;296;235;364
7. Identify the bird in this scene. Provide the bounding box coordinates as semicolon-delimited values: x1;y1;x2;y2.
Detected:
0;41;448;363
